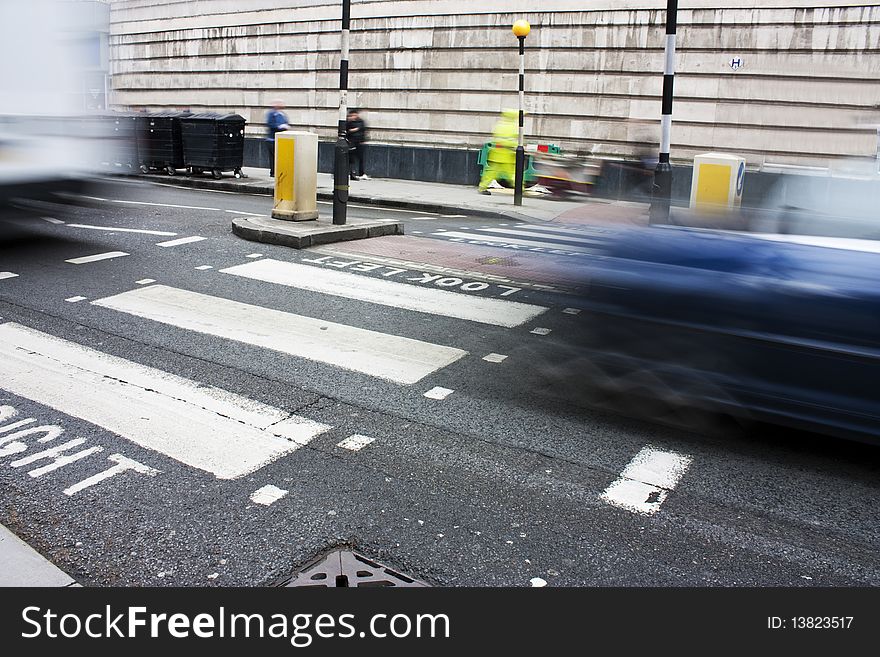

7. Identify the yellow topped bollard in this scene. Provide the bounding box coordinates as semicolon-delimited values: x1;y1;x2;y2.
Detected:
689;152;745;212
272;131;319;221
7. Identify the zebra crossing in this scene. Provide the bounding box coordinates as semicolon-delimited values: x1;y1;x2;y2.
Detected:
429;223;611;257
0;253;553;486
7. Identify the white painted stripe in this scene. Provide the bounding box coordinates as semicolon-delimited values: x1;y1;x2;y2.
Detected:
600;446;692;515
245;253;263;258
337;434;375;451
562;308;582;315
482;353;508;363
65;224;177;236
65;296;87;303
442;215;468;218
42;217;65;224
92;286;467;385
116;200;221;211
0;322;331;480
195;265;213;270
220;259;546;328
664;35;677;75
477;227;601;246
250;484;288;506
156;236;206;247
65;251;129;265
520;224;607;237
136;279;156;285
0;272;19;281
435;231;594;254
424;386;454;400
660;114;672;153
225;209;264;216
530;327;551;335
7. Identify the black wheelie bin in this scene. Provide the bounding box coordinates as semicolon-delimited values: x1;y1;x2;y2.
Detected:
179;113;246;179
135;110;190;175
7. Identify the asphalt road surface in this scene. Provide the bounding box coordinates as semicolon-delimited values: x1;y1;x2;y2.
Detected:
0;177;877;587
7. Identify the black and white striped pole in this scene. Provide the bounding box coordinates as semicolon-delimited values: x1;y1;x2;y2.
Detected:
512;20;530;207
650;0;677;224
333;0;351;225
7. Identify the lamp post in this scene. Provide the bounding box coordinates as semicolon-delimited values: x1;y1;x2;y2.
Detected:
512;19;530;206
649;0;678;224
333;0;351;225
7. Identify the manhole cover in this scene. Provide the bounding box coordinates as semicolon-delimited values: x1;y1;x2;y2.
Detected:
278;549;429;587
476;256;518;266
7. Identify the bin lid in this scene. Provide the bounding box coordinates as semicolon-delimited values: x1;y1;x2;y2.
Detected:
181;112;245;123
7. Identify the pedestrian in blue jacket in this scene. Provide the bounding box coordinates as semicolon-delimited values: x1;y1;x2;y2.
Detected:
265;99;290;177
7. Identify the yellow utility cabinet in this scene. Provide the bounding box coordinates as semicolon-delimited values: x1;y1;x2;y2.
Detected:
272;131;319;221
689;153;745;211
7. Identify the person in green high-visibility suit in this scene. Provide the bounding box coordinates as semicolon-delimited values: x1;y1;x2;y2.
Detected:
479;109;523;194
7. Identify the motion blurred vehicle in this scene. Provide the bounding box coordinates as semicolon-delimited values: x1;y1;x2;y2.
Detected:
572;221;880;443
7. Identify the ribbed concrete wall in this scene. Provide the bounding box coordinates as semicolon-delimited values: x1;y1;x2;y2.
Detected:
108;0;880;168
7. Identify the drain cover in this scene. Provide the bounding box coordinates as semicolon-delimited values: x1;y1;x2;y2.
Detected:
280;550;428;587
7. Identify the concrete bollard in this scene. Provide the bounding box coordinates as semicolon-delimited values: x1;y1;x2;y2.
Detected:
272;131;319;221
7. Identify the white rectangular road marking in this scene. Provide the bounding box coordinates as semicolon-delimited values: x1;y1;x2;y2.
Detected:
477;227;602;246
424;386;454;400
92;285;467;385
65;251;129;265
482;353;508;363
116;200;221;211
65;296;87;303
65;224;178;236
0;322;331;479
42;217;65;224
250;484;288;506
0;272;19;281
220;259;546;328
530;327;552;335
136;279;156;285
562;308;582;315
434;231;595;254
600;446;692;515
156;236;206;248
337;434;375;451
195;265;213;270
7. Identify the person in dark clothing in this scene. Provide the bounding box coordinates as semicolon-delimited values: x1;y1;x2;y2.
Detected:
346;109;369;180
265;99;290;177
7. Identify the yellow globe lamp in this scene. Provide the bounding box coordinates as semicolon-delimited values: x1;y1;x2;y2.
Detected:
512;20;531;38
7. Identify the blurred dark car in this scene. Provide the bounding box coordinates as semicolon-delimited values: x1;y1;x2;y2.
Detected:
575;224;880;442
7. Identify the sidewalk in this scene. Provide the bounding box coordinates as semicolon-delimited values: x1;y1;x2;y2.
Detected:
147;166;652;226
0;524;79;587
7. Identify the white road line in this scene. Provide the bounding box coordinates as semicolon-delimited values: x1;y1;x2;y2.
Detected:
225;209;264;216
337;434;375;451
115;200;221;211
92;285;467;385
477;227;602;246
136;279;156;285
442;215;468;218
0;322;331;480
600;446;692;515
433;231;595;254
250;484;288;506
156;236;206;248
65;251;129;265
65;224;178;236
482;353;508;363
530;327;552;335
64;296;87;303
562;308;582;315
245;253;263;258
195;265;213;270
0;272;19;281
220;259;546;328
424;386;454;400
42;217;65;224
520;224;608;237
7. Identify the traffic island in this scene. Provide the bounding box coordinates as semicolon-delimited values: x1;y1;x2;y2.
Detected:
232;215;404;249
